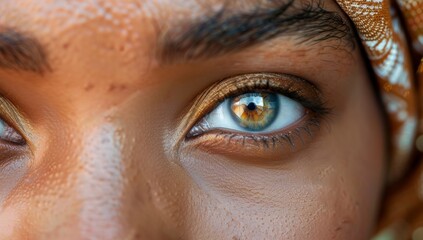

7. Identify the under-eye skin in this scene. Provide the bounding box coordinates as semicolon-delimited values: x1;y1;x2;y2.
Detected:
182;73;331;160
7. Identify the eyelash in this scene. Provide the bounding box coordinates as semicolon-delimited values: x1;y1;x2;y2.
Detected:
209;82;330;117
184;74;332;150
0;97;27;146
0;122;25;145
209;114;323;149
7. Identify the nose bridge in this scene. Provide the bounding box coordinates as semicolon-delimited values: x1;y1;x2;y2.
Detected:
76;123;127;239
58;92;187;239
73;119;177;240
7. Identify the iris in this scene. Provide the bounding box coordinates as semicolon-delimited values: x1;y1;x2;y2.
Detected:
230;93;278;131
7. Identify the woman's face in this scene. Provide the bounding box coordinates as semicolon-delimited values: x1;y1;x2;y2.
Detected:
0;0;385;239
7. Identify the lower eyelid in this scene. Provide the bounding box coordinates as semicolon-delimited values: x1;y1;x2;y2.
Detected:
183;114;323;163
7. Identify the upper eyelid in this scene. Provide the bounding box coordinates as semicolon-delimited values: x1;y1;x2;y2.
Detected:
0;96;30;139
193;72;323;119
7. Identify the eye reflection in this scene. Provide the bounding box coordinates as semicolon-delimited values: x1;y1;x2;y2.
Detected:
231;93;278;131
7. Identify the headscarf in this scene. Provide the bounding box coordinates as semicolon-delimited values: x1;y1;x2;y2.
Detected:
335;0;423;239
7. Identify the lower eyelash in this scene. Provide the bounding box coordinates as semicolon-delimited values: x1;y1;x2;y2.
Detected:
208;115;323;150
224;117;320;148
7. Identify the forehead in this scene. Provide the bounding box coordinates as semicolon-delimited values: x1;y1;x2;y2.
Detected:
0;0;340;33
0;0;237;29
0;0;247;64
0;0;344;75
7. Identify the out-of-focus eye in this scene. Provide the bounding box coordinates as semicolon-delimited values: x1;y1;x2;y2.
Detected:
188;91;305;137
0;118;25;145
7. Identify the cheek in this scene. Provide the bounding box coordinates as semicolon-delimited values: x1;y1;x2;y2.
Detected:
300;75;385;238
180;132;383;240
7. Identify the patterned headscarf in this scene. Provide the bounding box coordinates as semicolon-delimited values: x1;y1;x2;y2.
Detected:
335;0;423;239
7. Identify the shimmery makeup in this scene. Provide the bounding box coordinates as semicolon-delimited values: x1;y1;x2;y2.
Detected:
178;72;330;160
0;97;29;142
181;72;328;134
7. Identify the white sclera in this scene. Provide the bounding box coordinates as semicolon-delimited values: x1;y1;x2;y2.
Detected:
205;94;305;133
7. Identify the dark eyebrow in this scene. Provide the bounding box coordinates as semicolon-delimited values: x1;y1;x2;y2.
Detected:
160;0;355;63
0;28;50;74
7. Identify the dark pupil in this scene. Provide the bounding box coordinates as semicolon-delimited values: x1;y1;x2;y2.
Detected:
247;102;257;111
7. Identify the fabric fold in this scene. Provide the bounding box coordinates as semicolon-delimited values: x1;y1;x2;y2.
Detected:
336;0;423;238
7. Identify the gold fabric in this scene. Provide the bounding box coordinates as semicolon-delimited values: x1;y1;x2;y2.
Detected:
335;0;423;238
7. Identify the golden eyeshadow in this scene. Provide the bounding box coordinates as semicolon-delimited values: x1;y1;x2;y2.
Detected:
190;73;321;122
0;96;30;140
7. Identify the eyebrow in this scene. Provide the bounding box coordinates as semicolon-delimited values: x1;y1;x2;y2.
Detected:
160;0;355;63
0;29;50;74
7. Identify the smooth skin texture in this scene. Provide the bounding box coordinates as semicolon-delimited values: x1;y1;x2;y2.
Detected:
0;0;384;239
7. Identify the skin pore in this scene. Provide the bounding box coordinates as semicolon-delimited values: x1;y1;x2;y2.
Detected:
0;0;385;239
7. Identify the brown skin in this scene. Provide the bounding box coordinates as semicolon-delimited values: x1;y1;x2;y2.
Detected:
0;0;384;239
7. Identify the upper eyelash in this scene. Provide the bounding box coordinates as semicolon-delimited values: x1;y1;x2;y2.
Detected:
223;81;331;116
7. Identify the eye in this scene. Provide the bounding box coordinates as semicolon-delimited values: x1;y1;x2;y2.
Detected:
188;91;305;137
183;73;330;152
0;118;25;145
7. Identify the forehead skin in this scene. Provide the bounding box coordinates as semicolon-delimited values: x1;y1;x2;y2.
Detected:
0;0;384;239
0;0;350;112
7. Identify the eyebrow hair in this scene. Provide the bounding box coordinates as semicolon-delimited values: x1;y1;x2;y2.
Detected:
160;0;355;63
0;29;50;74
